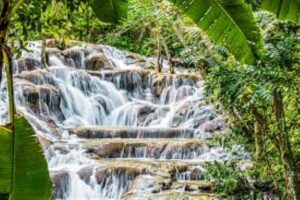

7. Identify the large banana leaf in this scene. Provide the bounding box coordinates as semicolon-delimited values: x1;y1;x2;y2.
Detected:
92;0;128;23
169;0;263;64
0;126;12;194
0;117;52;200
261;0;300;24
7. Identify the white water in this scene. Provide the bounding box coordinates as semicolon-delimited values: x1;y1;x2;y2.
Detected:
0;41;250;199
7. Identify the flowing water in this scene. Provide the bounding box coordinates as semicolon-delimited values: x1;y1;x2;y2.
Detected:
0;41;250;199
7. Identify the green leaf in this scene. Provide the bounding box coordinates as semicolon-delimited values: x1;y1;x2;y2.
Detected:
11;116;52;200
261;0;300;24
92;0;128;23
0;117;52;199
0;126;12;194
170;0;263;64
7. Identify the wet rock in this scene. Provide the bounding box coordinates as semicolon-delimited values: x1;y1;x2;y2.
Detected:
46;48;63;60
124;175;163;198
19;83;61;115
45;39;65;49
144;60;156;70
78;166;94;183
52;145;69;155
21;83;40;109
85;53;113;71
137;105;156;125
203;118;225;133
162;141;207;160
95;141;125;158
17;58;42;73
70;127;132;138
193;107;215;128
110;166;145;176
71;127;194;139
16;69;56;85
52;171;70;199
151;76;165;97
125;52;146;65
62;47;87;68
147;143;167;159
95;168;108;183
198;184;213;192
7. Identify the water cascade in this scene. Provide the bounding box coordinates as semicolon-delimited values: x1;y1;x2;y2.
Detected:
0;41;249;199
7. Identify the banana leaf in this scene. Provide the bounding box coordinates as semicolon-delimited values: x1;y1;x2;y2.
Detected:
92;0;128;23
0;117;52;200
0;126;12;194
261;0;300;24
170;0;263;65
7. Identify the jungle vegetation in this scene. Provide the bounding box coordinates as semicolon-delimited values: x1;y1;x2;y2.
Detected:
0;0;299;199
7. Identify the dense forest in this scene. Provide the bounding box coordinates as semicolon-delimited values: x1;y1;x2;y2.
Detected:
0;0;299;199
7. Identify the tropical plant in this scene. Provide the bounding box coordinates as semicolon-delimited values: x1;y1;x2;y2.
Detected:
261;0;300;23
92;0;128;23
0;117;52;200
205;12;300;199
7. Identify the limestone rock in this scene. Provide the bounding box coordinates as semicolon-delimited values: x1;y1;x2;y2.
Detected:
52;171;70;199
85;53;113;71
95;141;125;158
17;58;42;73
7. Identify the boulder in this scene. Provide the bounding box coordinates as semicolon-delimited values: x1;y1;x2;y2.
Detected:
203;118;225;133
78;166;94;183
85;53;113;71
94;142;125;158
144;60;156;70
125;52;146;65
45;39;65;49
62;47;87;68
52;171;70;199
137;105;156;125
151;76;165;97
17;58;42;73
147;143;167;159
16;69;56;85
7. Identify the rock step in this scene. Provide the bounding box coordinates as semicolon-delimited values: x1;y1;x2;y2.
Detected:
51;160;208;186
81;139;209;160
70;126;195;139
52;164;215;200
124;191;219;200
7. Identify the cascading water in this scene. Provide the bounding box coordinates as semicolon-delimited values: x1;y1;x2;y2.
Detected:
0;41;250;199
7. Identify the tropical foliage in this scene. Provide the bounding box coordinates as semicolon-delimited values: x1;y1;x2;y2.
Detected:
261;0;300;23
0;117;52;200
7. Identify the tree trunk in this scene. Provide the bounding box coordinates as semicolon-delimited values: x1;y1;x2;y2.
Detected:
0;1;10;86
0;50;3;86
273;90;299;200
41;38;49;69
3;46;15;125
161;36;174;74
251;106;265;160
156;31;162;73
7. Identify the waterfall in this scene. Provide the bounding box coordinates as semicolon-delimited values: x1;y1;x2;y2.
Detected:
0;41;250;199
